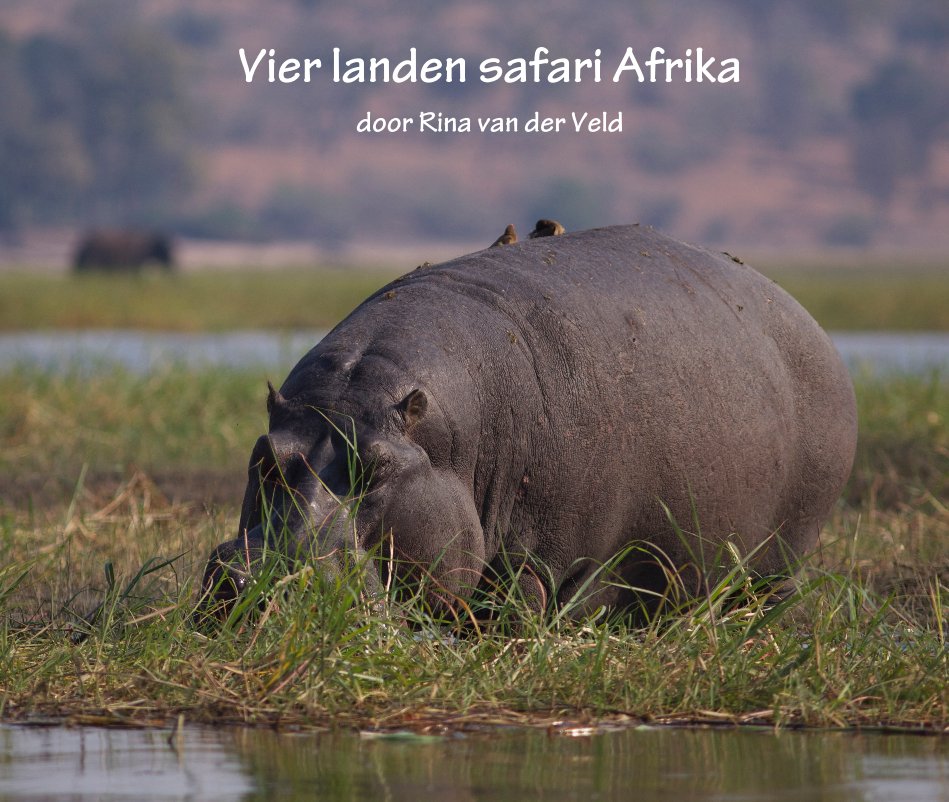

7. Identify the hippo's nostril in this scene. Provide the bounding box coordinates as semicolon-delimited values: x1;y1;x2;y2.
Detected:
197;561;248;615
214;565;249;598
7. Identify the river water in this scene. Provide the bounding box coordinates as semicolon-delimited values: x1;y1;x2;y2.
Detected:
0;724;946;801
0;330;947;374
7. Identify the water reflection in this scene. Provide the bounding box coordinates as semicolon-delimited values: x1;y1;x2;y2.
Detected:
228;727;949;802
0;725;251;799
0;724;945;801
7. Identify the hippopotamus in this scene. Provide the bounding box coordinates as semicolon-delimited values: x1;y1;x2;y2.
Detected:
200;224;857;621
73;230;174;273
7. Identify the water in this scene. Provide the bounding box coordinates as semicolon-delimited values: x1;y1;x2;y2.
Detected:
0;725;251;800
0;724;946;801
0;330;325;374
831;332;949;374
0;330;946;374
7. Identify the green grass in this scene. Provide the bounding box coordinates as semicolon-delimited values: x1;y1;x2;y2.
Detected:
765;272;949;332
0;368;946;731
0;365;266;478
0;268;401;332
0;257;947;332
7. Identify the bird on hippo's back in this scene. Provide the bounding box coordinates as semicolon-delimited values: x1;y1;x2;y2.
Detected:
491;224;517;247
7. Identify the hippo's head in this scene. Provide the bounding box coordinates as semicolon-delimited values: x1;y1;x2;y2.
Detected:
198;378;484;620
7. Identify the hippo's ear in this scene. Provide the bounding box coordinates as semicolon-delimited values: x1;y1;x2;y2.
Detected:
266;381;286;415
399;388;428;427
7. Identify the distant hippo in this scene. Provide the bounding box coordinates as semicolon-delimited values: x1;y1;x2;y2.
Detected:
73;230;174;273
200;225;857;621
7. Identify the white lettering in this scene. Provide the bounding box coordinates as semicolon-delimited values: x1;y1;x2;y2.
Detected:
357;112;415;132
719;58;740;82
612;47;645;82
239;48;268;83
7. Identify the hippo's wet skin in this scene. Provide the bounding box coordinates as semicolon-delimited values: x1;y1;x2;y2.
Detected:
200;225;857;621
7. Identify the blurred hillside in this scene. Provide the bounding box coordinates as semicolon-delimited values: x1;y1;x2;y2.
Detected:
1;0;948;255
